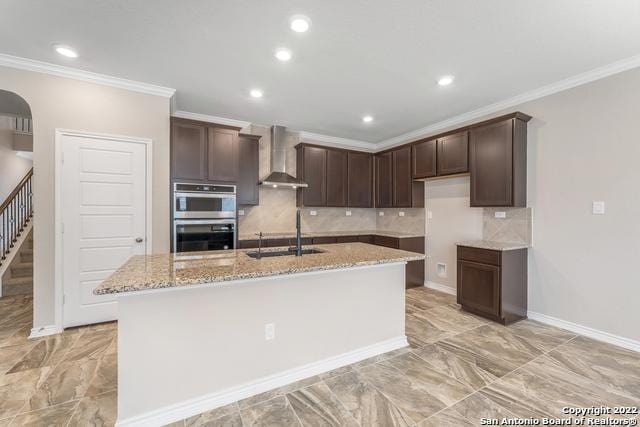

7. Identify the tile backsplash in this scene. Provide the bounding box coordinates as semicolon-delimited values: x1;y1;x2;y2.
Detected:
483;208;532;245
376;208;425;235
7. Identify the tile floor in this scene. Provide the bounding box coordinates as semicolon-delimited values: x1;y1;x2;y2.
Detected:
0;288;638;426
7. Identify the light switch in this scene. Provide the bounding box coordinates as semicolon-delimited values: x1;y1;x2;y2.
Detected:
238;209;245;216
378;211;384;217
345;210;352;216
399;211;405;217
310;210;317;216
494;211;507;219
592;201;605;215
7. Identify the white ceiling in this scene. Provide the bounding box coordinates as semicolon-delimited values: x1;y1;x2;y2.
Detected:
1;0;639;143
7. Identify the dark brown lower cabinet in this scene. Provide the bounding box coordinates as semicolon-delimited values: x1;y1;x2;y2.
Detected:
238;234;424;288
457;246;527;325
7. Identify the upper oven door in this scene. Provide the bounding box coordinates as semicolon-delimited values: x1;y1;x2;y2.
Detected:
174;192;236;219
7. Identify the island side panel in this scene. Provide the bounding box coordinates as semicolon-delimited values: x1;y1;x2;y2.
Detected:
117;263;406;423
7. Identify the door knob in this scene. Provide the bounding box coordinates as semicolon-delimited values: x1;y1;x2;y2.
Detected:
135;237;144;243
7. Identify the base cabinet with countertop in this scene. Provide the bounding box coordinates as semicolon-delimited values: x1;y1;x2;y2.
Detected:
457;245;527;325
238;233;425;288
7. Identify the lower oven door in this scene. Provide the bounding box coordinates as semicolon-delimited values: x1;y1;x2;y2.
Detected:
174;220;235;252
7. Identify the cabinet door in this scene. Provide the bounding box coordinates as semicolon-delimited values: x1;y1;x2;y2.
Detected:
237;135;260;205
326;149;348;207
392;146;412;207
469;120;513;206
375;152;393;208
300;146;327;206
207;127;238;182
412;139;437;178
457;260;500;317
438;131;468;176
171;122;207;181
347;152;373;207
373;235;400;249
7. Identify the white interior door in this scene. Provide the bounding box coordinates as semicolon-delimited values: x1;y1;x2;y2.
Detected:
60;133;148;327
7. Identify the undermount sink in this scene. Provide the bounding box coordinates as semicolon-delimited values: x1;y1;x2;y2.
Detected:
246;248;326;259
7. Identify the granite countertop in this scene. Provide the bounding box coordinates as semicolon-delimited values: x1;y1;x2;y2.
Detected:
456;240;530;251
237;230;424;240
94;243;425;295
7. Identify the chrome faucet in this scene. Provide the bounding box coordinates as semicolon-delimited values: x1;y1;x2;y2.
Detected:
295;209;302;256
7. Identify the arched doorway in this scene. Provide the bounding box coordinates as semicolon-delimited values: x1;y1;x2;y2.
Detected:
0;89;34;332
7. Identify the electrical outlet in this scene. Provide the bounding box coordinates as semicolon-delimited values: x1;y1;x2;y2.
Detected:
399;211;405;217
592;201;605;215
345;210;352;216
238;209;245;216
379;211;384;216
310;210;317;216
494;211;507;219
265;323;275;340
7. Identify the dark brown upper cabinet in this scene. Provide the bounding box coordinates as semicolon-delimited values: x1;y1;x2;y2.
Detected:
412;139;437;179
375;152;393;208
326;149;348;207
347;152;373;208
207;127;239;182
237;134;261;205
171;121;207;181
392;146;413;207
470;115;529;207
437;131;469;176
296;145;327;207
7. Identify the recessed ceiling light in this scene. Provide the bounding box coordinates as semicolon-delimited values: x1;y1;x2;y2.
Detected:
438;75;455;86
362;115;373;123
54;44;78;58
250;89;264;98
290;15;311;33
275;48;292;62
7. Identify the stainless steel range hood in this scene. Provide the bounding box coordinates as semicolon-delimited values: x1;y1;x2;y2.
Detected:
259;125;308;188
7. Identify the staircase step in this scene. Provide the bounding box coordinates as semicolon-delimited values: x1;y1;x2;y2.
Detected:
2;276;33;297
10;261;33;278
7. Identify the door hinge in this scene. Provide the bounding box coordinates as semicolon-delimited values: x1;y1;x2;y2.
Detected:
61;151;65;164
63;294;66;305
61;222;65;234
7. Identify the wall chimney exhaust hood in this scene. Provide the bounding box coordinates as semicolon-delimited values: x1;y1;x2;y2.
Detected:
259;125;308;188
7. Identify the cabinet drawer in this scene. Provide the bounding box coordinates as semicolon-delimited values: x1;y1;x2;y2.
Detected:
266;238;291;247
374;235;400;249
312;236;338;244
238;240;259;249
457;246;501;266
358;235;374;244
336;236;359;243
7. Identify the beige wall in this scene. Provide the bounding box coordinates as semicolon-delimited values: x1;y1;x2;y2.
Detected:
424;177;483;290
0;66;171;328
417;67;640;342
0;116;33;202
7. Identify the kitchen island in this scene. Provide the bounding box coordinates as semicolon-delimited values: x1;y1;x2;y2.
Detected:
95;243;424;426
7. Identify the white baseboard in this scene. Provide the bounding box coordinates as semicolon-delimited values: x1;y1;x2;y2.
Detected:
29;324;63;339
424;280;456;296
527;311;640;353
116;335;408;427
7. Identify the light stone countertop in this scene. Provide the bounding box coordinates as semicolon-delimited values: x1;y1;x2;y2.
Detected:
237;230;424;240
94;242;425;295
456;240;530;251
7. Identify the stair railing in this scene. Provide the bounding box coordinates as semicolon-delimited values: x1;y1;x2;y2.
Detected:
0;168;33;267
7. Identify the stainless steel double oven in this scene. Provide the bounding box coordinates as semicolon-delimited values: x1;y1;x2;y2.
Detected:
172;183;236;252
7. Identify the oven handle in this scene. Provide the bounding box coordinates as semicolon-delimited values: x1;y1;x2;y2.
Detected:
174;192;236;199
174;219;236;226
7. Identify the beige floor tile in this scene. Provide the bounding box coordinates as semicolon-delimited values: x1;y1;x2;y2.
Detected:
324;370;413;426
240;395;301;426
67;390;117;427
0;367;51;419
0;342;34;375
185;402;239;426
286;382;358;426
417;407;475;426
7;333;78;373
86;353;117;397
449;391;521;424
11;400;78;427
64;330;114;362
28;358;99;411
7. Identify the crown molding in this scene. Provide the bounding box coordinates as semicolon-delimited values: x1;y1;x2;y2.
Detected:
376;53;640;149
172;110;251;129
0;53;176;98
298;131;375;152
